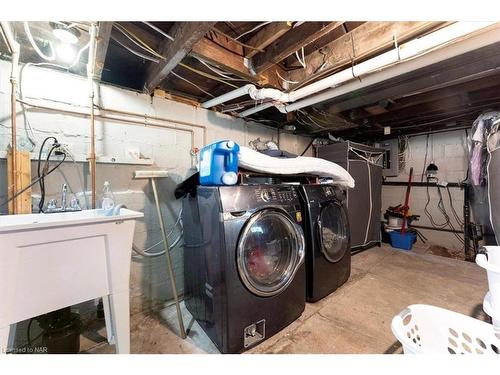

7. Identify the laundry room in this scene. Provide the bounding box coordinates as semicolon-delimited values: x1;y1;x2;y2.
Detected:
1;2;500;372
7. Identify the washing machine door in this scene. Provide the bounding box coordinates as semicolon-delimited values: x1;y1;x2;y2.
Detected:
318;201;349;263
237;209;305;297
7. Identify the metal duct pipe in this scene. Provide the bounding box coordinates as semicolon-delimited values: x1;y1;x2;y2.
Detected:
1;21;20;214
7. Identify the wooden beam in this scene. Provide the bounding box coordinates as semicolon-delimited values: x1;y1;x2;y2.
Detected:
190;36;284;88
245;22;292;58
287;21;444;86
145;22;216;92
352;74;500;121
324;41;500;115
7;151;31;214
251;22;344;74
94;22;113;80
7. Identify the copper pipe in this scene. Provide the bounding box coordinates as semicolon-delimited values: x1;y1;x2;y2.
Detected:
10;81;17;214
1;21;20;214
88;23;98;209
16;99;196;150
100;106;207;146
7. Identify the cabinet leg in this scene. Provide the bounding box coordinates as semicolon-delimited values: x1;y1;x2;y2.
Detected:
109;292;130;354
102;296;115;345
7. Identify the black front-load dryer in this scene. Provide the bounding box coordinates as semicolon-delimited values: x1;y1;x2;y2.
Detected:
299;184;351;302
182;184;306;353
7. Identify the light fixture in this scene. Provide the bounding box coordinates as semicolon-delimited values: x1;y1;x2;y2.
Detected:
50;22;80;45
56;43;77;63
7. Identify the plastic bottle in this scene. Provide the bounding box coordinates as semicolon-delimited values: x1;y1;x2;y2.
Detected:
101;181;115;210
199;140;240;186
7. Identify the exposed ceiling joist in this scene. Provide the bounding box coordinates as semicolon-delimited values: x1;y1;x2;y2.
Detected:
287;21;444;86
352;74;500;122
145;22;215;92
190;36;285;88
94;22;113;80
324;41;500;115
251;21;344;74
244;22;292;59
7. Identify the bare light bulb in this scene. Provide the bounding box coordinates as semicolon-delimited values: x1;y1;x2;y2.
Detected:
56;43;76;64
53;28;78;44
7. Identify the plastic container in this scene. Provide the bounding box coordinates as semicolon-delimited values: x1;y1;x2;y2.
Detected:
476;246;500;329
101;181;115;210
391;304;500;354
388;230;416;250
199;140;240;186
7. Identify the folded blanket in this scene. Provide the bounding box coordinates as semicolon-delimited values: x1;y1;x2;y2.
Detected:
239;146;355;188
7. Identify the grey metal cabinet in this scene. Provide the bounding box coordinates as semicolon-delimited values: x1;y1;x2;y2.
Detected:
317;141;384;250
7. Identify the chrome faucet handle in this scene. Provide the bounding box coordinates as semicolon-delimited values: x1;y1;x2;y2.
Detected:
70;197;81;210
47;199;57;211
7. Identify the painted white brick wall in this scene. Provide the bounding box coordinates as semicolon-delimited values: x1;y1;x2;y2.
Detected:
383;129;469;252
0;61;312;316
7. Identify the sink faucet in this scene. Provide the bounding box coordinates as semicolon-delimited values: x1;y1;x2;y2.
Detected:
44;183;82;213
61;183;68;211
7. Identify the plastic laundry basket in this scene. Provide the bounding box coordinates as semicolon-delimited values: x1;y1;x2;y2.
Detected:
391;304;500;354
476;246;500;328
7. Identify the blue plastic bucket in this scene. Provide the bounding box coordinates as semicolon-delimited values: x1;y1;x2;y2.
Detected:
199;140;240;186
388;231;417;251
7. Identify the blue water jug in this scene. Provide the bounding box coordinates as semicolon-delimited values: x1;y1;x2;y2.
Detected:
199;140;240;186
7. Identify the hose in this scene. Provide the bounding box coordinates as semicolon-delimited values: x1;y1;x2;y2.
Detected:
132;207;184;257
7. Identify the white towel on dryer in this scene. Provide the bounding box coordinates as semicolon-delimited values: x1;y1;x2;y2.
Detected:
238;146;355;188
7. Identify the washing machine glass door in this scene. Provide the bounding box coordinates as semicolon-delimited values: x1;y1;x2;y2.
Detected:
237;209;305;297
318;202;349;263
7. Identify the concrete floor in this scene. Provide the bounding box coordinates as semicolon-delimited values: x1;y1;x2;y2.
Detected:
85;244;490;354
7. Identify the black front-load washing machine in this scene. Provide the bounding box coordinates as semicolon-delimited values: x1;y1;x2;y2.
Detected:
182;184;306;353
299;184;351;302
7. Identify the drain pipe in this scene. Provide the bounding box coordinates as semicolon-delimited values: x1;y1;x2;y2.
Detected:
202;22;496;118
87;22;98;209
1;22;20;214
201;84;288;109
279;21;498;114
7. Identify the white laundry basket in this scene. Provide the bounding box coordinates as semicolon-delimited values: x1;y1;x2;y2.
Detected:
476;246;500;328
391;304;500;354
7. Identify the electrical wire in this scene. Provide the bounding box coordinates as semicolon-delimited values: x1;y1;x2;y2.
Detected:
113;23;165;60
178;62;239;89
234;22;272;40
23;21;56;61
421;133;430;182
170;71;215;98
110;35;160;63
0;151;66;210
276;70;299;86
193;56;248;81
142;21;174;41
132;208;183;257
295;47;306;68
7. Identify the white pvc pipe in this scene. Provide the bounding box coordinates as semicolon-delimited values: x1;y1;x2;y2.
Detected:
281;22;499;114
202;84;256;108
203;22;497;117
1;22;20;83
238;102;274;117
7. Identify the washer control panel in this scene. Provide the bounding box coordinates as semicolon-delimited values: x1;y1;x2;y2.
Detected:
255;186;298;203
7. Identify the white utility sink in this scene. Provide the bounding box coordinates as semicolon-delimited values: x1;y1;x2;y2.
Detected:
0;208;143;354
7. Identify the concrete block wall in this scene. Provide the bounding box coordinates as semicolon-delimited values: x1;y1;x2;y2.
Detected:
0;61;312;317
382;129;469;253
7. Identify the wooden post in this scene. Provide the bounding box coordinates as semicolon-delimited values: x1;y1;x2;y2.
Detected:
7;151;32;214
